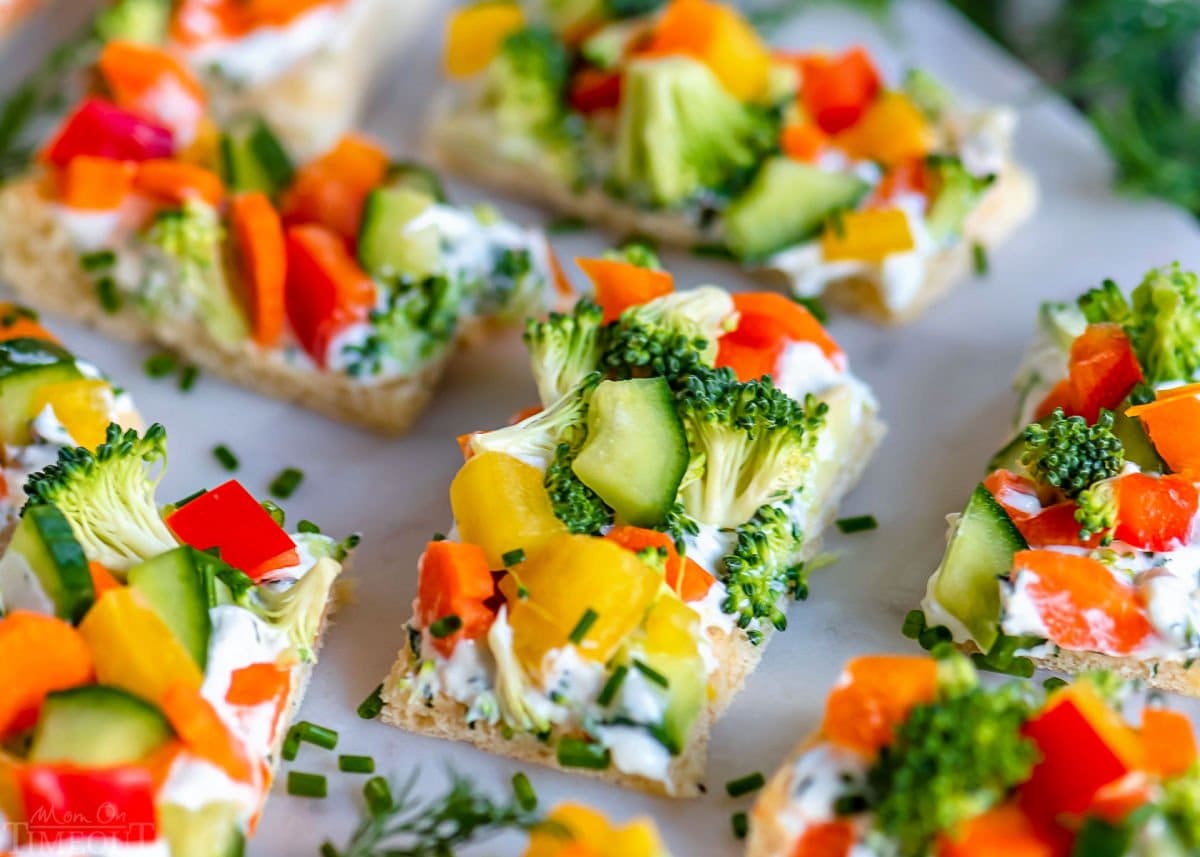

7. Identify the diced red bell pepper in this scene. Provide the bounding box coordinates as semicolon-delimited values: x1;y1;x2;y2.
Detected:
569;68;623;113
1066;323;1143;422
1034;379;1073;421
17;764;157;845
716;292;845;381
1020;684;1145;825
165;479;299;580
1112;472;1198;552
284;224;377;365
982;469;1042;523
798;47;882;134
791;820;856;857
416;540;497;658
1014;502;1102;550
40;98;174;167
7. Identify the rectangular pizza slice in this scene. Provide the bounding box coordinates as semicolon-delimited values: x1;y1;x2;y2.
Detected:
0;423;352;854
0;40;560;434
380;249;884;797
914;263;1200;694
429;0;1036;324
748;653;1200;856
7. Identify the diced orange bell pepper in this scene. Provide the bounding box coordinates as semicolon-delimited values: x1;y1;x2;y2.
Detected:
88;561;122;597
56;155;135;211
642;0;772;101
230;191;287;347
1010;550;1154;656
280;134;389;242
444;1;525;79
834;92;932;166
798;47;882;134
869;158;930;207
576;257;674;323
1020;683;1145;824
415;540;498;658
1112;472;1198;552
821;208;915;264
97;41;207;143
791;820;856;857
982;469;1041;523
605;526;714;603
0;612;95;739
1125;384;1200;475
780;121;827;163
161;682;255;783
820;655;938;755
937;803;1057;857
0;304;58;343
1141;708;1198;779
1066;323;1144;423
171;0;252;45
133;159;224;207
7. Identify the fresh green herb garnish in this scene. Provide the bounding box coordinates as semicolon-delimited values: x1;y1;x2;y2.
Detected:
726;771;766;797
971;242;989;276
836;514;878;534
597;664;628;707
358;684;384;720
298;519;321;534
632;659;669;688
546;215;585;233
340;755;376;774
178;365;199;392
295;720;339;751
511;772;537;812
793;295;829;324
568;607;598;644
212;444;239;471
429;615;463;639
731;811;749;839
269;466;304;499
502;547;526;567
80;250;115;272
95;277;121;314
287;771;327;798
260;500;285;528
144;352;177;378
556;737;611;770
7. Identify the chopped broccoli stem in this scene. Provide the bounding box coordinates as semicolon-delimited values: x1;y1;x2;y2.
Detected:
468;373;599;464
524;300;606;407
1022;408;1125;498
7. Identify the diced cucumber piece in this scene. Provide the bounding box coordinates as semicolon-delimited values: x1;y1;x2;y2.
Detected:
161;802;246;857
0;338;83;444
219;118;295;196
931;485;1028;652
1113;405;1165;473
94;0;169;43
127;547;212;671
572;378;688;527
356;187;441;280
723;157;869;261
385;161;448;203
926;155;993;243
0;505;92;622
30;685;172;766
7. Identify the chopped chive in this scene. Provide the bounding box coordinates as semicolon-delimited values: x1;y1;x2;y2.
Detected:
173;488;206;509
556;737;611;770
212;444;239;471
144;352;177;378
281;726;301;762
287;771;327;798
546;215;585;234
690;242;737;261
363;776;393;814
80;249;115;271
501;547;526;567
792;295;828;324
319;843;340;857
568;608;599;645
826;208;847;239
429;614;462;639
95;277;121;314
835;515;878;534
296;720;339;751
732;811;749;839
1043;677;1068;691
261;500;285;527
597;664;628;707
298;519;321;534
178;364;199;392
431;532;447;541
511;772;537;811
726;771;766;797
901;609;925;640
633;659;669;688
972;241;989;276
338;754;375;773
269;467;304;499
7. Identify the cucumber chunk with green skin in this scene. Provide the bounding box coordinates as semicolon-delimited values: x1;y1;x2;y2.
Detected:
127;547;212;670
94;0;170;43
931;485;1028;652
30;686;172;766
357;187;441;280
0;338;83;445
160;802;246;857
385;161;448;203
571;377;688;527
219;118;295;196
1112;405;1164;473
0;505;92;622
723;157;869;262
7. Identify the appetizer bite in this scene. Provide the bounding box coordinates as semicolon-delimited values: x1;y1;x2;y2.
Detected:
0;424;352;854
915;264;1200;692
432;0;1035;322
0;304;139;535
749;653;1200;856
0;39;558;433
381;249;884;796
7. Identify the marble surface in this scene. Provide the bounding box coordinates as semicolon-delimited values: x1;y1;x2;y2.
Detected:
6;0;1200;854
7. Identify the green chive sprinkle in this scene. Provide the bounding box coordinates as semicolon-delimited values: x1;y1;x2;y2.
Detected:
174;488;207;509
212;444;239;471
281;727;301;762
95;277;122;314
363;776;393;815
633;659;669;688
972;241;989;276
319;843;339;857
597;664;628;707
690;242;737;261
178;365;199;392
261;500;285;528
726;772;766;797
546;215;585;234
793;295;829;324
338;754;375;774
556;737;611;770
732;811;749;839
901;609;925;640
836;515;878;534
568;608;599;645
269;467;304;499
296;720;339;751
80;249;115;271
429;614;463;639
144;352;177;378
287;771;326;798
502;547;526;567
1043;677;1068;692
357;684;384;719
511;772;537;811
298;519;321;534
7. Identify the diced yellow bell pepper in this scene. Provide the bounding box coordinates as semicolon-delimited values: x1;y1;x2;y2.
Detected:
500;534;661;673
444;1;525;79
79;588;203;704
646;0;772;102
524;803;670;857
31;378;115;449
450;451;567;569
821;207;915;264
834;91;932;166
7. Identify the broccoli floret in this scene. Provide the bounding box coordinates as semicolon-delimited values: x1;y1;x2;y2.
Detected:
659;501;700;553
604;239;662;269
1076;479;1118;544
1077;278;1131;325
248;557;341;661
720;502;805;639
524;300;606;407
468;373;599;465
614;56;777;207
1163;763;1200;850
864;679;1039;857
1125;263;1200;384
602;286;736;383
676;368;827;528
1022;408;1125;498
544;441;613;534
24;423;177;572
477;246;545;322
343;274;464;378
